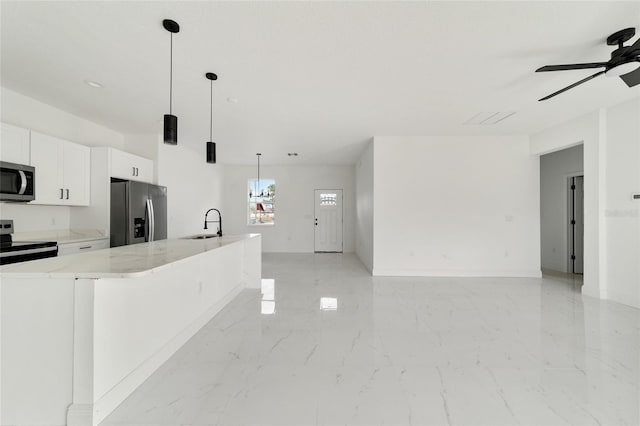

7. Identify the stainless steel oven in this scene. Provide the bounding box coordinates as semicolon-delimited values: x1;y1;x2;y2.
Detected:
0;220;57;265
0;161;35;202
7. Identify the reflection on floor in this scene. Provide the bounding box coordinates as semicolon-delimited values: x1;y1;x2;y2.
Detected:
102;253;639;426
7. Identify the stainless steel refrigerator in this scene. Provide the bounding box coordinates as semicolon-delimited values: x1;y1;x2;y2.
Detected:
110;180;167;247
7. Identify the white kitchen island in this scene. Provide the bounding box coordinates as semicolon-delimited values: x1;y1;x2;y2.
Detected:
0;234;261;426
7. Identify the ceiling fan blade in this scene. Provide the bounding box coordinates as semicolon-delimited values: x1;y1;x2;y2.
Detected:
620;66;640;87
536;63;608;72
538;70;606;101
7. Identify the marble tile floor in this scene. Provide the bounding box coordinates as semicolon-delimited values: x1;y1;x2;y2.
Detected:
101;253;639;426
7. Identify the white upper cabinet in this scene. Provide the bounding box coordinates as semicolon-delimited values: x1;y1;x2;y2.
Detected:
110;149;153;183
0;122;30;165
62;141;91;205
30;131;90;206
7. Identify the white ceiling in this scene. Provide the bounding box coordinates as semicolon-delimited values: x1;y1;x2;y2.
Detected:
2;1;639;165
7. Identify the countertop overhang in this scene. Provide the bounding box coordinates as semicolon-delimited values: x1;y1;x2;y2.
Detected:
0;234;260;279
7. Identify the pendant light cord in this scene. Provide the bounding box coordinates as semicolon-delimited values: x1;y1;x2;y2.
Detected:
169;33;173;115
210;80;213;141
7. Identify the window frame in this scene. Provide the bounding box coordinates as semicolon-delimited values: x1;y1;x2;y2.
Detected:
247;178;276;226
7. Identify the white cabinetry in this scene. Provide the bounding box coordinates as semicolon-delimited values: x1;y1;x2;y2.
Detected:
57;238;109;256
111;149;153;183
0;122;30;165
30;132;90;206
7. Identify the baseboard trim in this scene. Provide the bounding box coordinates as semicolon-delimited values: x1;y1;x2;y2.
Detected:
605;290;640;309
372;268;542;278
67;403;93;426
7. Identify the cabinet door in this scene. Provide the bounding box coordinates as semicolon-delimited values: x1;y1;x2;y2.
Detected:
0;123;30;164
111;149;154;183
110;149;137;180
62;141;90;206
134;156;154;183
30;132;64;205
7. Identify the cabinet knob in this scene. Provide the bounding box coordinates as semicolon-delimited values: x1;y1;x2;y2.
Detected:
66;189;69;200
60;189;64;199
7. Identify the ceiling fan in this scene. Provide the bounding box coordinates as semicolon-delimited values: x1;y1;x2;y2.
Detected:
536;27;640;101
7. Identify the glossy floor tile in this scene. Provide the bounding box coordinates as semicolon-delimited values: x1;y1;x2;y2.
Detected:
101;253;639;426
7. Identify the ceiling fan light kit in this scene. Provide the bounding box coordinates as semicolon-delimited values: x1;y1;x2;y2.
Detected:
536;27;640;101
163;19;180;145
605;60;640;77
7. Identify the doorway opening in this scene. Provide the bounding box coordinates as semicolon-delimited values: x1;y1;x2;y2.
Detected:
539;144;584;277
314;189;343;253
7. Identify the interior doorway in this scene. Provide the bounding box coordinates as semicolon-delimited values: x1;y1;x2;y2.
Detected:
539;144;584;275
314;189;343;253
568;176;584;274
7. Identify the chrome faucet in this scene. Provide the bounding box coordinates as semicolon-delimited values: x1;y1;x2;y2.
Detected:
204;208;223;237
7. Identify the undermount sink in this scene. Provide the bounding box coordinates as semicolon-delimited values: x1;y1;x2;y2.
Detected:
186;234;218;240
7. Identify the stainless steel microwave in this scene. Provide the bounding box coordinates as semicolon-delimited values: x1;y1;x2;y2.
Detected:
0;161;35;202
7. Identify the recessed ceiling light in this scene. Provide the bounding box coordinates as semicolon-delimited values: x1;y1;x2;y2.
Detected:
85;80;103;88
227;97;238;103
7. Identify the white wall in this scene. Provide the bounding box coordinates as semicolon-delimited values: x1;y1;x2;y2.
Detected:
223;165;355;253
123;133;159;163
0;87;126;149
355;141;374;272
531;97;640;309
531;110;604;300
372;135;541;277
0;87;126;233
540;144;584;272
156;139;224;239
604;98;640;308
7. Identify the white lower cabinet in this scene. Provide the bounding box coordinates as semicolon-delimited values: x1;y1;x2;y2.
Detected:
30;131;90;206
57;238;109;257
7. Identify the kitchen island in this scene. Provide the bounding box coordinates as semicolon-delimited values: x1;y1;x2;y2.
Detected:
0;234;261;426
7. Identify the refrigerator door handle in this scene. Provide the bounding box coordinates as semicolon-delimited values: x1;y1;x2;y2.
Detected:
145;199;152;242
148;198;155;242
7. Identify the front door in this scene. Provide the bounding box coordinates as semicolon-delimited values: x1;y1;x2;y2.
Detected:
314;189;343;252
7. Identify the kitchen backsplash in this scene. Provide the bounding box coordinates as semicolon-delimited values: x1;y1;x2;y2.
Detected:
0;203;71;232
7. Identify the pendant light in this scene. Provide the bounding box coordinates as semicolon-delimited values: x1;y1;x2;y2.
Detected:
163;19;179;145
205;72;218;163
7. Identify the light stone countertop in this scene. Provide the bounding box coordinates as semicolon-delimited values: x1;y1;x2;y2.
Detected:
12;229;108;244
0;234;259;279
